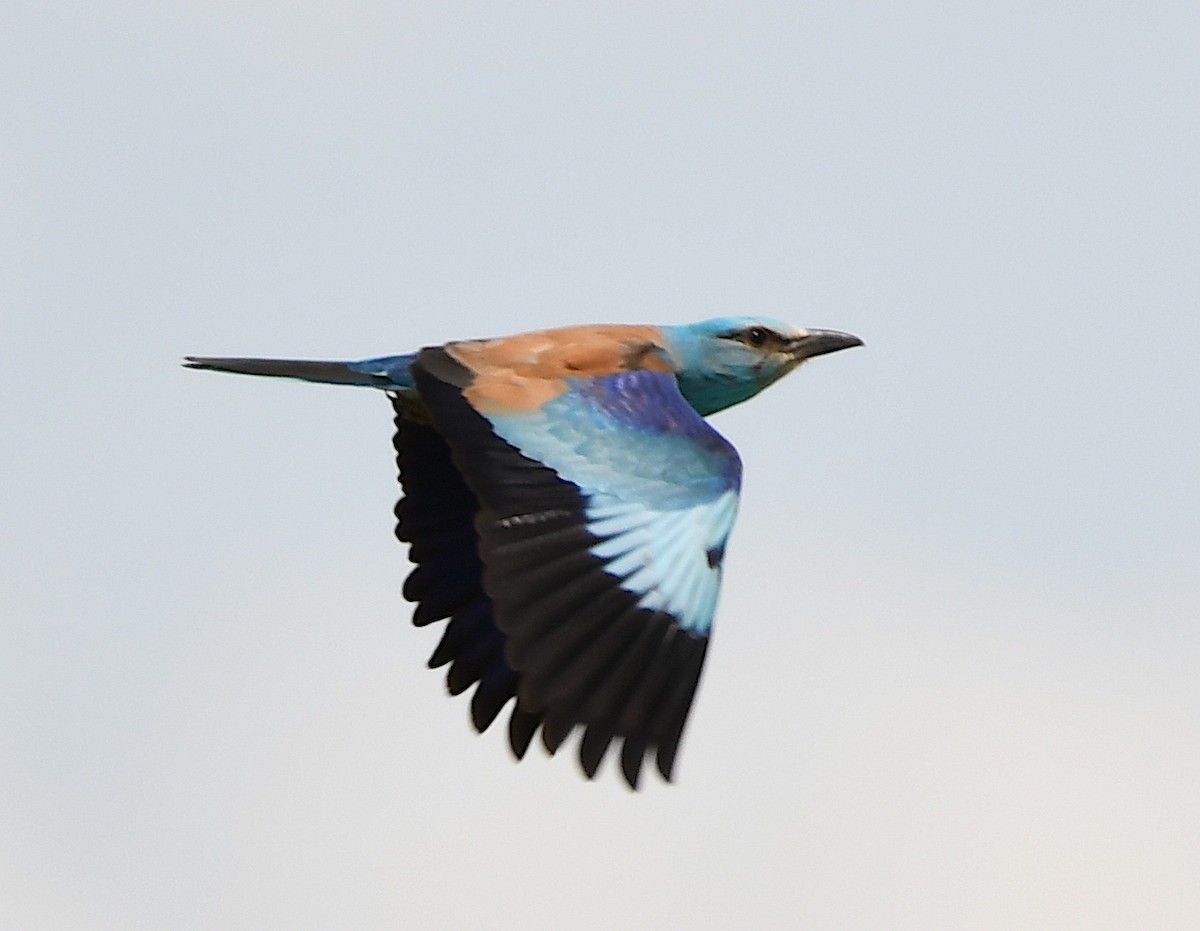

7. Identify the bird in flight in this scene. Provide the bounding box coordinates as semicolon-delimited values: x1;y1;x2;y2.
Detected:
186;318;861;788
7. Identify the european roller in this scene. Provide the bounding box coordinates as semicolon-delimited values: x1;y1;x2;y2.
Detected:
186;318;861;788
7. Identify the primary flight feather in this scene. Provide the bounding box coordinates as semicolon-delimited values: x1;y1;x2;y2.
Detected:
186;317;861;788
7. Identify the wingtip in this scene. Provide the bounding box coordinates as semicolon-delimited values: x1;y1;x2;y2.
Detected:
655;748;678;783
579;725;614;779
620;739;647;790
508;707;539;760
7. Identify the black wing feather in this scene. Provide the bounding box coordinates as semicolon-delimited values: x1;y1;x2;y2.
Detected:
391;400;526;735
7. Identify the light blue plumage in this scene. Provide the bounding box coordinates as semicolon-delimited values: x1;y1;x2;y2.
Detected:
481;370;742;638
185;316;861;787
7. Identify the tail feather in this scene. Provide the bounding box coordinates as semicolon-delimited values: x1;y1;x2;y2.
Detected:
183;355;409;390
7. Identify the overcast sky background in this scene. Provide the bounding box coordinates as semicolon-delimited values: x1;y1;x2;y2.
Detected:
3;2;1198;928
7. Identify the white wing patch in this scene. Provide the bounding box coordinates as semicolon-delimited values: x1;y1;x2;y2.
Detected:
586;489;739;636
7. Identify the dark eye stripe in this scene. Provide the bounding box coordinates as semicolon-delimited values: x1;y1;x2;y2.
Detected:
719;326;780;348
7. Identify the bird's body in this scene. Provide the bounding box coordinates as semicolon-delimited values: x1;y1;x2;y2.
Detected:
187;318;861;787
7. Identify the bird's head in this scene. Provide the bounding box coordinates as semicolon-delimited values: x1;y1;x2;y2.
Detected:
661;317;862;416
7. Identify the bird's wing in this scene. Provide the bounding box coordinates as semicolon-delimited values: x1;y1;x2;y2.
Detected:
411;347;742;788
391;403;519;734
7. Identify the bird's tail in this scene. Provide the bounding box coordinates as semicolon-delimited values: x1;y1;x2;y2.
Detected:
183;354;415;391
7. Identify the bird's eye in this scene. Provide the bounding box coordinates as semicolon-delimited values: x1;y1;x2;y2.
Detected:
745;327;768;347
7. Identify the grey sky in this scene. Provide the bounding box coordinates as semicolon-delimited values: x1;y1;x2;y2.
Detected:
3;2;1198;928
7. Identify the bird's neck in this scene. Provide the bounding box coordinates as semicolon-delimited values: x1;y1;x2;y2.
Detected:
674;373;763;417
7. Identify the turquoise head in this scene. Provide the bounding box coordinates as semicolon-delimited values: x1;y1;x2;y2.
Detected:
660;317;862;417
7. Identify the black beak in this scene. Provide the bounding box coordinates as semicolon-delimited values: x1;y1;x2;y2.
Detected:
786;329;864;362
